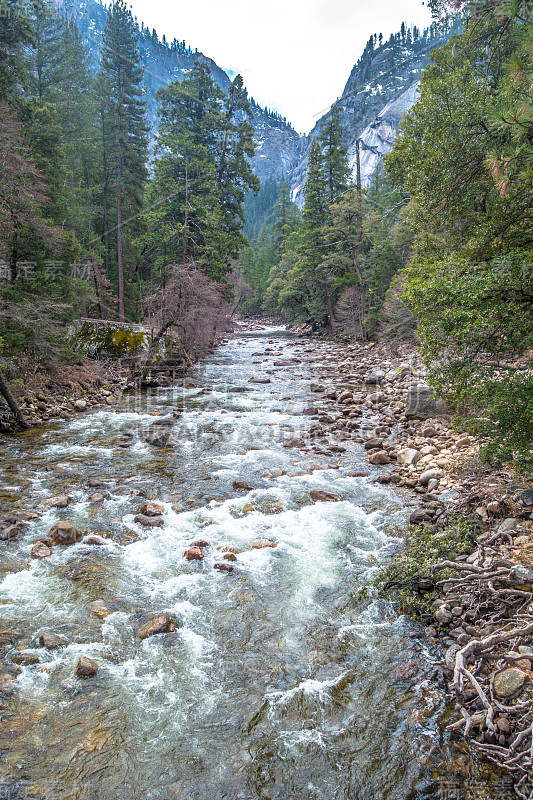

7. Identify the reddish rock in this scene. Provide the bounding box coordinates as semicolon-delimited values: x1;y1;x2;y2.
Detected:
38;633;67;650
140;502;164;517
222;552;237;561
84;534;107;545
75;656;99;678
249;540;277;549
134;514;164;528
48;521;83;546
232;480;255;491
139;615;174;639
214;562;234;572
190;539;210;548
184;546;204;561
31;540;52;559
309;489;340;502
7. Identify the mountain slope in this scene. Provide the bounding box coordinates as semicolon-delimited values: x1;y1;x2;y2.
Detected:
289;22;459;205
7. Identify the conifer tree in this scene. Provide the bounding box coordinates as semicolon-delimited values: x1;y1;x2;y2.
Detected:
98;0;148;321
318;107;350;204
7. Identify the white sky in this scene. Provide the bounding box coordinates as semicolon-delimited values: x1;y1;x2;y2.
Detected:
129;0;434;133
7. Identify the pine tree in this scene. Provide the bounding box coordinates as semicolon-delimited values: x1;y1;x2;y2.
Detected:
318;106;350;204
98;0;148;321
0;0;32;101
147;64;257;283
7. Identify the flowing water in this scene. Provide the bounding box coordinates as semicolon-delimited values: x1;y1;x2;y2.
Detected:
0;327;475;800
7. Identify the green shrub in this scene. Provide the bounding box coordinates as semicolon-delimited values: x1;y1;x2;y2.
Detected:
374;516;477;620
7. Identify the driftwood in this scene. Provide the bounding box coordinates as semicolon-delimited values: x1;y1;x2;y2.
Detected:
0;367;28;428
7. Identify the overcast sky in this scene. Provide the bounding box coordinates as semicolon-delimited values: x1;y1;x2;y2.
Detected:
129;0;434;133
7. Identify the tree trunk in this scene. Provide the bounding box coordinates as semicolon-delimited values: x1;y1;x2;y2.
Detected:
101;108;110;277
117;192;124;322
0;369;29;429
325;281;336;333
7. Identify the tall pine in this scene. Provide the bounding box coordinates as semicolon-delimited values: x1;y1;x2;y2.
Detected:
99;0;148;321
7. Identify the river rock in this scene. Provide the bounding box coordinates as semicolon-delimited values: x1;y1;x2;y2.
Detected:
405;384;450;420
12;652;40;666
48;521;83;546
84;534;108;545
249;539;277;549
73;399;87;411
419;469;444;486
309;489;340;502
91;601;112;619
493;668;528;698
184;546;204;561
283;437;305;448
31;540;52;559
365;370;385;384
190;539;210;548
232;480;255;491
145;427;179;447
248;377;271;384
38;633;67;649
140;502;164;517
435;607;452;624
43;495;74;509
88;492;105;503
87;478;106;488
397;448;421;466
222;552;237;561
75;656;99;678
13;511;39;522
134;514;164;528
369;452;390;465
0;675;16;695
0;524;22;541
139;615;174;639
214;562;234;572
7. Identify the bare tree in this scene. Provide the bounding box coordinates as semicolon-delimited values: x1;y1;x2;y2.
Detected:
140;263;231;375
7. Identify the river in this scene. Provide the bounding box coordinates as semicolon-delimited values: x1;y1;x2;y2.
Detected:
0;326;473;800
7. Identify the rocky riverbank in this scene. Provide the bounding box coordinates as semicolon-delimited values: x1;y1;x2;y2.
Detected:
295;332;533;797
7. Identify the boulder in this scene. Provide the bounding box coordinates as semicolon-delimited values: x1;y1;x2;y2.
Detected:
42;495;74;509
38;633;67;649
145;427;179;447
0;524;22;541
214;562;234;572
397;448;421;466
493;668;528;699
405;384;450;420
190;540;210;548
309;489;340;502
12;652;40;666
139;615;174;639
435;607;452;625
183;546;204;561
13;511;39;522
88;492;105;503
134;514;164;528
365;370;385;384
73;399;87;411
419;469;444;486
48;521;83;546
31;540;52;559
140;502;164;517
75;656;99;678
232;480;255;491
369;452;390;465
84;534;107;545
222;552;237;561
283;437;305;448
